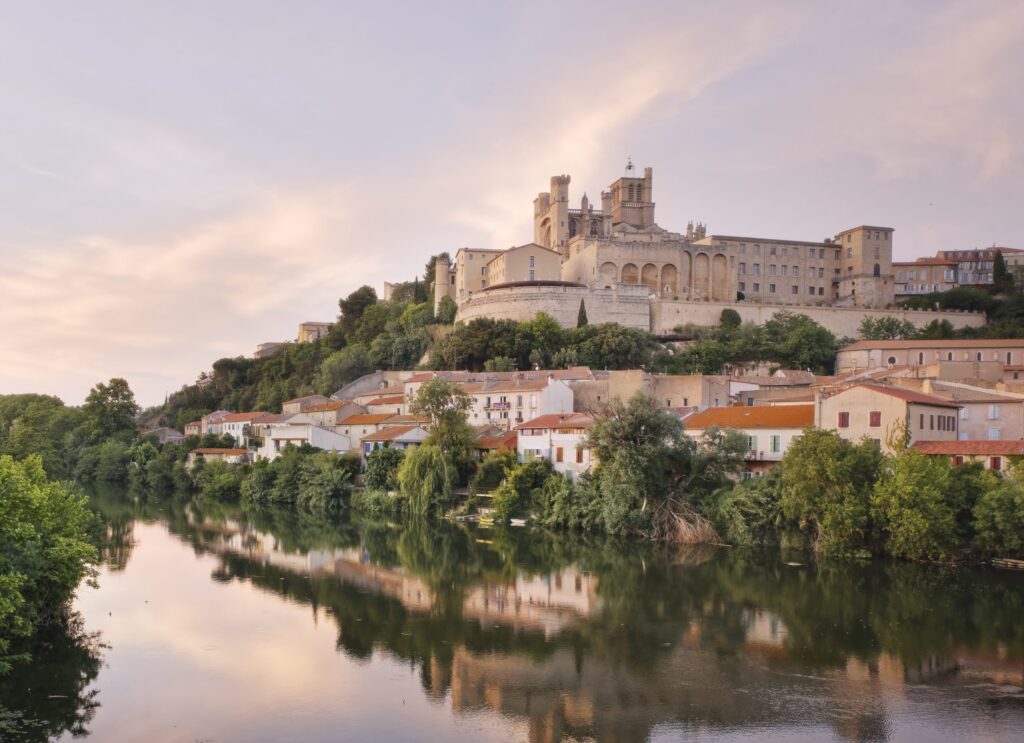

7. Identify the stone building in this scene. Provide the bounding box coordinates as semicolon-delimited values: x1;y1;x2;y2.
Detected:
433;162;985;336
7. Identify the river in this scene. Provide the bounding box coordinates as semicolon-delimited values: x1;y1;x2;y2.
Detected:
2;486;1024;742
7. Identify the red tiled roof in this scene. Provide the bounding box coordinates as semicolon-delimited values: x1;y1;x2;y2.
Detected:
685;405;815;430
305;401;346;412
361;425;427;442
841;339;1024;351
366;394;405;406
338;413;395;426
517;413;594;431
914;440;1024;456
476;432;517;450
848;383;961;408
191;448;248;456
221;412;265;422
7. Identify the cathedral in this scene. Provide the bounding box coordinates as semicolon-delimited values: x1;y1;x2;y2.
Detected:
432;164;980;338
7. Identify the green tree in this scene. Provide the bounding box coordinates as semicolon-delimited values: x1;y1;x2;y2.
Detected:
397;444;450;516
974;473;1024;555
994;250;1014;292
858;316;919;340
81;378;139;444
435;295;457;325
762;313;837;373
483;356;515;372
338;285;378;340
719;308;741;330
872;450;958;561
0;455;98;671
778;430;883;556
577;299;589;328
318;346;374;395
364;447;405;492
409;379;473;488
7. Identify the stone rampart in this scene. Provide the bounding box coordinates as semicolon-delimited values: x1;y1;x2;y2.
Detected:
651;299;985;337
455;285;986;337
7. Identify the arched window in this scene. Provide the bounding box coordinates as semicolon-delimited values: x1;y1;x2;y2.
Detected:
918;352;924;364
873;263;880;277
590;221;599;236
568;219;577;238
947;352;953;361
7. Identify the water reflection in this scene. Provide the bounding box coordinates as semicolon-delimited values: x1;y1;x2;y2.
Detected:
6;486;1024;742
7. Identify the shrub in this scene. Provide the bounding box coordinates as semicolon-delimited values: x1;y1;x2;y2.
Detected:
974;476;1024;555
364;447;405;492
872;451;957;561
473;449;517;492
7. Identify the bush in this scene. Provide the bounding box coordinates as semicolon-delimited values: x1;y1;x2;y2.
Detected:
974;476;1024;555
473;449;517;492
364;447;405;492
397;444;451;516
716;472;783;547
295;451;353;515
351;488;407;518
872;451;957;561
0;455;98;671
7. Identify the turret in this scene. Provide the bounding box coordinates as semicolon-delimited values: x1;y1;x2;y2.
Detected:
433;255;453;315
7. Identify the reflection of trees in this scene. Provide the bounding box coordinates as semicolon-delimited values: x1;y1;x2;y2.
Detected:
77;487;1024;742
0;615;105;742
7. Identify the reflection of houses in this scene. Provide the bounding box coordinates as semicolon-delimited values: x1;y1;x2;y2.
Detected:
463;569;601;637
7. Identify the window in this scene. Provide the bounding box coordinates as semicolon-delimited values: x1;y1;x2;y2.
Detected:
576;448;584;464
782;247;788;257
991;456;1002;471
770;264;777;276
818;287;824;295
919;414;924;428
918;352;925;365
739;282;746;291
792;285;798;294
873;263;880;277
952;455;964;466
1009;352;1014;364
808;286;816;295
529;255;535;268
529;270;535;281
781;265;787;277
747;435;757;451
753;263;761;275
794;247;800;257
770;435;781;453
739;262;746;274
770;245;777;256
987;428;1000;440
793;266;799;277
769;283;776;293
847;247;853;258
930;415;935;430
837;412;850;428
753;283;760;292
869;411;881;427
988;404;1001;420
820;248;826;259
556;447;564;463
977;352;983;361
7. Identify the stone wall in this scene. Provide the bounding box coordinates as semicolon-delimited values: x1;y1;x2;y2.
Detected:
455;284;986;339
456;283;650;329
651;299;984;337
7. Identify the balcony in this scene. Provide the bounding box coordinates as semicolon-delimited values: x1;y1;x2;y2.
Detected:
485;401;512;411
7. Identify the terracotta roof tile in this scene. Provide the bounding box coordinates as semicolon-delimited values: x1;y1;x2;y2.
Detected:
361;425;427;442
684;405;814;430
338;413;395;425
516;413;594;431
191;448;248;455
847;383;961;408
914;440;1024;456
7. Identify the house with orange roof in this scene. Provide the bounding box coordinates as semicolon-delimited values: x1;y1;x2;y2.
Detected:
913;440;1024;473
362;393;406;416
254;421;352;461
220;412;278;448
472;426;517;460
281;394;332;414
335;412;397;443
516;413;595;480
684;405;815;477
298;400;366;428
185;447;249;470
816;383;960;454
360;425;429;458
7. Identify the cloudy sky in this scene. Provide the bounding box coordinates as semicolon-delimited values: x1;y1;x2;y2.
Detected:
1;1;1022;406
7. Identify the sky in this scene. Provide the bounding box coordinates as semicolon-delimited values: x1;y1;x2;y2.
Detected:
1;0;1022;407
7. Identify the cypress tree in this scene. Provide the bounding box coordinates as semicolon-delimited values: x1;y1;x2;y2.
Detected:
577;299;588;327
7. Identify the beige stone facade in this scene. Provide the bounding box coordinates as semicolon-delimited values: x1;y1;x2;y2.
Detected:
486;243;560;286
432;163;987;337
816;384;960;454
836;339;1024;372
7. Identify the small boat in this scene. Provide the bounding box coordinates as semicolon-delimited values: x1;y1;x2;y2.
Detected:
510;518;528;527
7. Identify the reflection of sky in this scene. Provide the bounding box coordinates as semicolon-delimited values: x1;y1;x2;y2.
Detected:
70;522;528;742
67;519;1024;743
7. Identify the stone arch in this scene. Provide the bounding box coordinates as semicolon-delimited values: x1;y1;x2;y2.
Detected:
679;252;692;298
660;264;678;296
641;263;659;294
621;263;639;284
693;253;710;300
598;261;618;287
539;217;552;249
711;254;728;301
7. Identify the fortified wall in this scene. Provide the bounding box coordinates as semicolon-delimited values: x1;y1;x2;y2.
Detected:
456;283;985;338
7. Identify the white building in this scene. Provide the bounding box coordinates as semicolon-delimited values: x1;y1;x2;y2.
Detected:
516;413;595;480
360;425;430;458
255;423;352;461
683;405;814;477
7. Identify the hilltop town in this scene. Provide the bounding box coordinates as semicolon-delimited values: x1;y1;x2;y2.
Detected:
143;163;1024;484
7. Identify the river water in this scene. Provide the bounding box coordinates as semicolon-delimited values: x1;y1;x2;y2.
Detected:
2;486;1024;742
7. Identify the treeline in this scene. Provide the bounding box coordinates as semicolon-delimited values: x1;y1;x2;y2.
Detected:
450;393;1024;562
